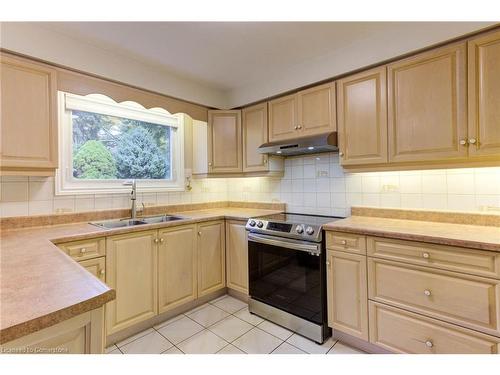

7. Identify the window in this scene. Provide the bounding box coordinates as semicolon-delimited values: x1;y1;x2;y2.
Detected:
57;92;184;195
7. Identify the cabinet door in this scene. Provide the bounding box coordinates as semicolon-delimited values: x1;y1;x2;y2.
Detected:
297;82;336;136
242;103;269;172
387;43;467;162
106;231;158;335
197;221;226;297
337;67;388;165
208;110;242;173
78;257;106;282
225;220;248;294
0;53;58;172
468;30;500;157
327;250;368;340
158;225;197;313
268;93;298;142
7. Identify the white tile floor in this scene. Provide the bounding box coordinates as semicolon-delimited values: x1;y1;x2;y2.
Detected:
106;294;366;354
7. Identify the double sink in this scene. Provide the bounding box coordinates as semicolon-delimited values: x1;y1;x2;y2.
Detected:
91;214;187;229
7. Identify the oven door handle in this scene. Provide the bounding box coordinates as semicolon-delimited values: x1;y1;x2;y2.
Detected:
248;233;321;254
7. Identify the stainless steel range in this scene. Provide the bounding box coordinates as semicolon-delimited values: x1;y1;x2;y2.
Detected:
245;213;343;344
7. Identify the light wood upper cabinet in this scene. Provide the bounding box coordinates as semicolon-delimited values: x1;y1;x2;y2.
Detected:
225;220;248;294
0;53;58;175
337;67;388;165
468;30;500;157
297;82;336;136
268;93;298;142
158;225;198;314
242;103;269;172
197;221;226;297
105;231;158;336
327;249;369;340
387;42;468;163
207;110;242;173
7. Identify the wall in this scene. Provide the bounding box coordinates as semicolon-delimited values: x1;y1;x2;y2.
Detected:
0;177;228;217
227;153;500;217
0;22;228;108
2;153;500;218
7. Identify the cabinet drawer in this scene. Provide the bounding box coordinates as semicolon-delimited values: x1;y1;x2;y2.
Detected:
58;238;105;261
368;258;500;336
78;257;105;282
367;236;500;279
369;302;500;354
326;231;366;255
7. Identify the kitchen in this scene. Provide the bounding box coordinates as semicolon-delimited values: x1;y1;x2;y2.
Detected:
1;4;500;372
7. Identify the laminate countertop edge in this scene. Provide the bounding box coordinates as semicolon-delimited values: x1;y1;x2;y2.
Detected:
0;207;282;344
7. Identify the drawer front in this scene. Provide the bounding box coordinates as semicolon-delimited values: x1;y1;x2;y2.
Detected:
368;258;500;335
369;302;500;354
367;236;500;279
326;231;367;255
58;238;106;261
78;257;105;282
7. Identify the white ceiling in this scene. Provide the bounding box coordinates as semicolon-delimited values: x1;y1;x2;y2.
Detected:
17;22;499;107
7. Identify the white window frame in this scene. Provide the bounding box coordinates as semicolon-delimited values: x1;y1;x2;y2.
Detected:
56;92;185;195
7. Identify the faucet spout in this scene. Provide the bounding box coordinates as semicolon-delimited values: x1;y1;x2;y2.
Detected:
123;179;137;219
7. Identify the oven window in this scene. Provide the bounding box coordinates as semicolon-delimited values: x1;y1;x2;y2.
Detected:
248;240;324;324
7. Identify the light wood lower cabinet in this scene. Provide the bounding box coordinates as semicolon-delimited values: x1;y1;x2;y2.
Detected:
105;231;158;336
368;258;500;336
369;302;500;354
78;257;106;282
225;220;248;294
158;225;198;313
326;249;368;340
1;308;104;354
197;221;226;297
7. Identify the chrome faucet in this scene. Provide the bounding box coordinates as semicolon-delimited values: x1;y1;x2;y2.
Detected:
123;179;138;219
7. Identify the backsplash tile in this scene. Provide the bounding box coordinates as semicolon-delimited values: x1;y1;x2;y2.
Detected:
1;153;499;218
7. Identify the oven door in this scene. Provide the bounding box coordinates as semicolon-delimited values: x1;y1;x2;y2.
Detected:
248;232;326;325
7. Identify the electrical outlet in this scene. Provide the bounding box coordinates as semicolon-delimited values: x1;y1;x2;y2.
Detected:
317;170;329;178
381;184;399;192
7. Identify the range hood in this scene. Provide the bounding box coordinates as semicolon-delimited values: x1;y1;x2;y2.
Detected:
258;132;338;156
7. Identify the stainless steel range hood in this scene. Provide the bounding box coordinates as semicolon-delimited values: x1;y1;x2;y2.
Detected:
258;132;338;156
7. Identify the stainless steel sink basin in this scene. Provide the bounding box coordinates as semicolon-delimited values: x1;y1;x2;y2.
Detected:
90;215;186;229
141;215;186;224
91;219;148;229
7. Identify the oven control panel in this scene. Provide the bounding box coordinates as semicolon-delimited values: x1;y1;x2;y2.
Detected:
246;219;322;242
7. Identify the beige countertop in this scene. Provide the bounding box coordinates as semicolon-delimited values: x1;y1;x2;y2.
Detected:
0;207;281;344
324;216;500;252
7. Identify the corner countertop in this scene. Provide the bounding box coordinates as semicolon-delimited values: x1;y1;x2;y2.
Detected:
324;216;500;252
0;207;282;344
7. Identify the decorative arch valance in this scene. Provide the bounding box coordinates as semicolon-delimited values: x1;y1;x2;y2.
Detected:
57;68;208;122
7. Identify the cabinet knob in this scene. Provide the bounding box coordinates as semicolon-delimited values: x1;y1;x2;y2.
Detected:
198;231;202;236
340;240;347;245
425;340;433;348
160;238;164;243
297;125;302;129
469;138;477;144
208;162;212;167
294;126;298;130
339;152;344;157
154;238;159;244
326;260;330;266
80;248;87;254
99;269;105;275
459;139;468;146
264;158;268;164
424;289;431;297
422;252;430;259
